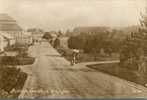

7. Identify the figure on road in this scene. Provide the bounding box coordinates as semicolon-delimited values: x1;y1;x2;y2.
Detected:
71;49;79;66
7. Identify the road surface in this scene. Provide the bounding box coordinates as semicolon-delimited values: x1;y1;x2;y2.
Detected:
19;42;147;99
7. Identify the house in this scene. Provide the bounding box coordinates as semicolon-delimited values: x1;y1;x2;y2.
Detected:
0;14;23;43
16;32;32;45
0;32;15;45
0;32;15;52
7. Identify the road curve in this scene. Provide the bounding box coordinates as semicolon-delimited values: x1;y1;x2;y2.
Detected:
19;42;147;99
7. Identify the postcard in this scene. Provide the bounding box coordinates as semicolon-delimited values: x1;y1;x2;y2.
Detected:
0;0;146;99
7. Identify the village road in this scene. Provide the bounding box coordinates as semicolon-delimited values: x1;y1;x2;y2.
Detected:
19;42;147;98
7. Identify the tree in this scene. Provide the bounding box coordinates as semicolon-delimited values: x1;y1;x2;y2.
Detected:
42;32;52;40
54;38;60;48
68;35;85;50
57;30;63;37
120;9;147;75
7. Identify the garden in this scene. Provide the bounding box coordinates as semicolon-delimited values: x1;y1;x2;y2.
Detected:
0;43;35;98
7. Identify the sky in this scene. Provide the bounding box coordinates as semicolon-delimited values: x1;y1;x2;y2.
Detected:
0;0;146;31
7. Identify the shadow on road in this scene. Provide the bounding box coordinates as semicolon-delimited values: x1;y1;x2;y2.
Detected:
87;63;147;87
45;54;61;57
47;67;96;72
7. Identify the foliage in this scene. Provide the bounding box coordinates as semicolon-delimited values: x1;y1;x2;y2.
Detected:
0;56;35;66
53;38;60;48
67;34;85;50
67;31;122;54
120;32;145;70
57;30;63;37
0;66;27;94
42;32;52;40
120;9;147;74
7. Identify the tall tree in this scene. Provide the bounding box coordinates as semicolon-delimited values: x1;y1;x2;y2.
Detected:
120;9;147;75
57;30;63;37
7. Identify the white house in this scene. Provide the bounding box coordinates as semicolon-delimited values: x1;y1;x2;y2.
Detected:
0;32;15;52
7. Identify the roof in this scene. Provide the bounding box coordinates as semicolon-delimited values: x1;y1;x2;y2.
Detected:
0;14;16;22
0;13;22;31
0;24;22;31
0;32;14;39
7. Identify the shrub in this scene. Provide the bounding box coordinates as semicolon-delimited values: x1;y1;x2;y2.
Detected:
0;56;35;66
120;31;146;74
68;36;85;50
0;66;27;93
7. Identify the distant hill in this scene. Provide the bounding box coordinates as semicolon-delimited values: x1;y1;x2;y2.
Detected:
67;25;141;40
69;26;110;36
110;25;140;39
73;26;110;33
114;25;140;34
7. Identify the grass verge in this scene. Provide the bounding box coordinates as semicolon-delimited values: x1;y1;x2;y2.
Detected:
87;63;147;87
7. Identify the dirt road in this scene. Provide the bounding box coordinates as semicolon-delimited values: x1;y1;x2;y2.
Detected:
19;42;147;99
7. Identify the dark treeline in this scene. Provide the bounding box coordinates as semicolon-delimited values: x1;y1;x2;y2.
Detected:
68;29;126;55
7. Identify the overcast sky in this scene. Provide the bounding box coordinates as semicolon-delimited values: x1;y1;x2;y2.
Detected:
0;0;146;31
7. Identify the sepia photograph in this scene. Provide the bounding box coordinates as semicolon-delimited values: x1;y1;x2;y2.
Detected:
0;0;147;99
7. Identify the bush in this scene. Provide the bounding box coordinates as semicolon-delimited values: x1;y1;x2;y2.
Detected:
120;31;146;73
1;56;19;65
0;56;35;66
42;32;52;40
0;66;27;93
68;36;85;50
67;32;122;54
5;43;29;52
